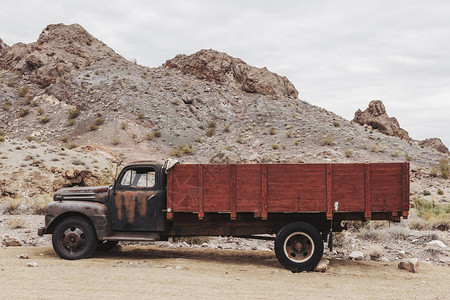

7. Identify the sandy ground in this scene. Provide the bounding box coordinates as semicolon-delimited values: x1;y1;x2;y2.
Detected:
0;245;448;300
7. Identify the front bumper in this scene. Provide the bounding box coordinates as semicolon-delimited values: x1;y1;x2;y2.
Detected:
37;227;46;236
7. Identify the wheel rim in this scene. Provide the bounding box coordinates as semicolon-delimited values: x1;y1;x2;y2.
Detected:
283;231;315;263
59;226;87;254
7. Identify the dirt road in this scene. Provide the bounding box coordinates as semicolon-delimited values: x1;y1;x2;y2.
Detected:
0;245;448;299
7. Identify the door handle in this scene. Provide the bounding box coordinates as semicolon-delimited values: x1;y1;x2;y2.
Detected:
147;194;156;201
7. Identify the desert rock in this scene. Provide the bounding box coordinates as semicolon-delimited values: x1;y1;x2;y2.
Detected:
398;258;419;273
314;258;329;272
0;38;8;50
419;138;449;154
52;169;102;191
353;100;410;141
349;251;364;260
2;234;22;247
164;49;298;99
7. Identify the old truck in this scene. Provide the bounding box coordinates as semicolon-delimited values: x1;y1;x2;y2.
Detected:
38;161;410;272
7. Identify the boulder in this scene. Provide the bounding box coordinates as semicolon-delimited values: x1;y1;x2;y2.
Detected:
164;49;298;99
427;240;447;248
314;258;329;272
353;100;410;141
1;234;22;247
349;251;364;260
27;262;39;267
52;169;102;191
419;138;449;154
398;258;419;273
0;38;8;50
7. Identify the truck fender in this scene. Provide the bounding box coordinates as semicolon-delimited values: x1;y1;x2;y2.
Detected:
45;201;112;240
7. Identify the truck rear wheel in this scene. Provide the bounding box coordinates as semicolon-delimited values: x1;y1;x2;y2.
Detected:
275;222;323;272
52;216;98;260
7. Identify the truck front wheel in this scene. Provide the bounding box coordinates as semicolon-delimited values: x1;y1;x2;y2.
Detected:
52;216;98;260
275;222;324;272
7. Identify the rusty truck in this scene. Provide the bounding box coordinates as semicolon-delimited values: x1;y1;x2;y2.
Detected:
38;161;410;272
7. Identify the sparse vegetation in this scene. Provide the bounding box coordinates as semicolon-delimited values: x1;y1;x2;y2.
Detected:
18;86;29;98
111;136;121;145
39;116;51;124
173;236;210;245
68;143;77;149
344;148;353;158
224;124;230;132
272;144;279;150
18;108;29;118
137;113;144;120
405;154;413;161
146;133;154;141
286;130;292;138
37;107;44;115
153;130;161;138
120;122;127;130
8;217;25;229
368;244;384;260
320;136;333;146
205;128;216;137
439;158;449;179
391;151;400;157
67;108;80;120
371;145;378;152
332;121;340;128
236;138;243;144
88;124;98;131
60;135;68;143
25;136;34;142
94;117;104;126
171;144;194;157
413;197;450;230
294;140;299;146
33;197;51;215
423;190;431;196
437;189;444;195
269;127;276;135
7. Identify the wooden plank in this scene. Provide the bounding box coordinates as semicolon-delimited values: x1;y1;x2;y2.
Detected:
236;165;262;212
262;165;268;220
230;164;236;220
326;164;332;219
365;163;371;220
402;162;410;217
203;165;230;212
167;169;173;219
198;165;204;220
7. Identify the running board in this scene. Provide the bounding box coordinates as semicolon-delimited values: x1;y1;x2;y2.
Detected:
103;232;160;241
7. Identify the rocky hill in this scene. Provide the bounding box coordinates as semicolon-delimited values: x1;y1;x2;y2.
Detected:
0;23;449;202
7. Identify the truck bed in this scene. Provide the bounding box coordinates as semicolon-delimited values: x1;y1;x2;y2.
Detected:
166;163;409;221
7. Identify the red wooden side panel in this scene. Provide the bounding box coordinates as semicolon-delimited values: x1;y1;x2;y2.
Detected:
370;164;403;211
203;165;231;212
170;164;199;212
235;165;262;212
267;164;327;212
331;164;365;212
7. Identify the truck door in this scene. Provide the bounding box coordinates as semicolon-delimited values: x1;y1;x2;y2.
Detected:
110;165;166;231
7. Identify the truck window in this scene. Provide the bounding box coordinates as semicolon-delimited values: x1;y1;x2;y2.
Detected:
120;169;155;188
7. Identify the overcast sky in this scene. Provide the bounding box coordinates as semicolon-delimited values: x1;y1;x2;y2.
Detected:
1;0;449;147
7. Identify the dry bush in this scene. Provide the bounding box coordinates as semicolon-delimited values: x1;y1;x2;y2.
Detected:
357;228;388;241
67;108;80;120
408;218;432;230
386;226;410;241
320;136;333;146
8;217;25;229
3;198;24;214
368;244;384;260
332;232;346;247
32;197;51;215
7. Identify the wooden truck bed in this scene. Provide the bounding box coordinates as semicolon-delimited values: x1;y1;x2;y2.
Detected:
166;163;409;221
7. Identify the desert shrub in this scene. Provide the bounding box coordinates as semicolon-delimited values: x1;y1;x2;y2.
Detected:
391;151;400;157
223;124;230;132
94;117;104;126
18;108;29;118
3;198;23;214
111;136;120;145
174;236;210;245
332;232;346;247
0;136;4;142
1;102;11;111
8;217;25;229
332;121;340;128
269;127;276;135
272;144;279;150
430;166;438;177
437;189;444;195
25;136;34;142
439;158;449;179
146;133;154;141
67;119;76;126
408;218;432;230
88;124;98;131
153;130;161;138
60;135;68;143
320;136;333;146
236;138;243;144
371;145;378;152
39;116;51;124
344;148;353;158
68;143;77;149
405;154;413;161
67;108;80;120
294;140;299;146
423;190;431;196
413;197;450;220
18;86;29;98
171;144;194;157
33;197;51;215
137;113;144;120
357;228;388;241
367;244;384;260
37;107;44;115
205;128;216;137
386;226;409;241
207;121;217;129
286;130;292;138
120;122;127;130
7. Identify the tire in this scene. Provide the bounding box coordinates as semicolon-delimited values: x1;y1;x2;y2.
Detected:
52;216;98;260
96;240;119;252
274;222;324;272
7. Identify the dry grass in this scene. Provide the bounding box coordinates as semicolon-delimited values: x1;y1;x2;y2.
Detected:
367;244;384;260
8;217;25;229
174;236;210;245
320;136;333;146
32;197;52;215
67;108;80;120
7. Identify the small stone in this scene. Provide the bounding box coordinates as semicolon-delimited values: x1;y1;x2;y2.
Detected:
175;265;183;270
251;247;257;251
201;243;208;248
314;259;329;272
427;240;447;248
1;234;22;247
18;254;29;259
380;257;390;262
398;258;419;273
397;250;406;258
349;251;364;260
27;262;39;267
180;242;190;248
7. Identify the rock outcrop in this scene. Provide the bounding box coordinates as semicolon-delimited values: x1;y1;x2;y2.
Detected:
164;49;298;99
52;169;102;191
0;38;8;50
419;138;449;154
353;100;410;141
0;23;118;86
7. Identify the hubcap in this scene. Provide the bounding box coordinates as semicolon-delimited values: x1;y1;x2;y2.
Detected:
60;226;86;254
283;232;315;263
